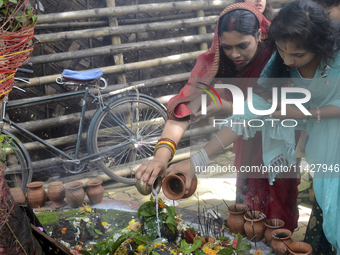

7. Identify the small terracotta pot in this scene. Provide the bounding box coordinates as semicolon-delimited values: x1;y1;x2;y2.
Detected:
271;229;293;255
9;187;26;203
47;181;67;209
288;242;313;255
26;181;47;208
244;211;266;242
85;179;104;204
162;174;197;200
227;204;247;234
65;181;85;208
264;219;285;245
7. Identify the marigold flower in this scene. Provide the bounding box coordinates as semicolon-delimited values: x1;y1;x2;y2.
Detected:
158;201;165;209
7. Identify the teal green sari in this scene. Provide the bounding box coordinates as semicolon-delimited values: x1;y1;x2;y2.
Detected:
223;51;340;250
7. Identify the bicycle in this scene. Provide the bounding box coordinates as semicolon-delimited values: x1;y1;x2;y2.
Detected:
1;68;167;191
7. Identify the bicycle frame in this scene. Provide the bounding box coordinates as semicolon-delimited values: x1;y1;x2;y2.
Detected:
0;84;145;165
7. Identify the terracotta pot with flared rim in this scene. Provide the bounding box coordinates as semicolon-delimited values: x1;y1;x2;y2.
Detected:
271;229;293;255
244;211;266;242
26;181;47;208
264;219;285;245
227;204;247;234
162;174;197;200
64;181;85;208
9;187;26;203
85;179;104;204
47;181;67;209
288;242;312;255
135;173;162;196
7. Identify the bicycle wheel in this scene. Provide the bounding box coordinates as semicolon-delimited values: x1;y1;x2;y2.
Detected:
1;130;32;191
87;93;167;184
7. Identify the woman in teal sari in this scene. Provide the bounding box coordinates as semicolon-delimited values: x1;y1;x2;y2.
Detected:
167;0;340;251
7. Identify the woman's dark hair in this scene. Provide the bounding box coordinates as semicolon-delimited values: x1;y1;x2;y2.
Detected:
234;0;274;21
269;0;340;61
218;9;260;38
313;0;340;8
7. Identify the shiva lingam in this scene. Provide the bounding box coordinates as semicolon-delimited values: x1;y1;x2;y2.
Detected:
135;173;162;195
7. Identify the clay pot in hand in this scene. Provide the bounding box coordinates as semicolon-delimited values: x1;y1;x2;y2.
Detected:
9;187;26;203
85;179;104;204
64;181;85;208
264;219;285;245
227;204;247;234
47;181;67;209
162;174;197;200
135;173;162;196
271;229;293;255
244;211;266;242
26;181;47;208
288;242;312;255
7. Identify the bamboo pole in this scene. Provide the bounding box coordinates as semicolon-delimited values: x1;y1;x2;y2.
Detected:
34;11;222;30
36;1;232;24
196;0;208;51
34;16;218;43
11;72;189;110
26;34;213;65
17;51;204;88
28;125;226;173
106;0;126;84
7;94;174;134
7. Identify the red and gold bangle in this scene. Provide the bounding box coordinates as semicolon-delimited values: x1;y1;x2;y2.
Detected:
153;144;175;162
158;138;177;150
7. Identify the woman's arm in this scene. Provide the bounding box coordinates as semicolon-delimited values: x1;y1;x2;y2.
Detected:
271;104;340;120
165;125;241;193
135;96;203;186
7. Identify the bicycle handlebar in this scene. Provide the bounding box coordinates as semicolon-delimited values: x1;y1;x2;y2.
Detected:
17;68;34;74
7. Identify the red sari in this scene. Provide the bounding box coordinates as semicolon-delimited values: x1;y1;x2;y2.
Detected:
167;3;299;231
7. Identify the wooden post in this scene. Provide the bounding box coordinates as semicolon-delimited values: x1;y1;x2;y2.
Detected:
106;0;126;84
196;0;208;51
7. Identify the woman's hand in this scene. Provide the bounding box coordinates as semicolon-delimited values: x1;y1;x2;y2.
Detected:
165;159;196;194
192;99;232;124
135;158;168;186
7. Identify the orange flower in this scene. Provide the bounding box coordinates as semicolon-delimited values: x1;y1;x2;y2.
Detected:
255;250;262;255
158;201;165;209
61;227;67;234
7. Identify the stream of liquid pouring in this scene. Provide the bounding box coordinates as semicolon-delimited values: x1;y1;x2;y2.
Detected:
152;186;162;238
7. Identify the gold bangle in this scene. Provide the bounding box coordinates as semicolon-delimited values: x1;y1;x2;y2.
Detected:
153;144;175;161
158;138;177;150
156;140;176;153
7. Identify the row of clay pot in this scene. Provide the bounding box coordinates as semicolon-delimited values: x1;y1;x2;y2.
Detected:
226;204;312;255
9;179;105;209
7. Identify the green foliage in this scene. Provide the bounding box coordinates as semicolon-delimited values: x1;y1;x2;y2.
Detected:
0;134;19;167
178;238;202;253
137;198;177;239
0;0;37;31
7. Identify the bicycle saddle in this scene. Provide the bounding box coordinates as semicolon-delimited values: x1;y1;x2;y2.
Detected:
61;69;104;81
